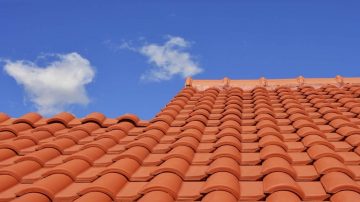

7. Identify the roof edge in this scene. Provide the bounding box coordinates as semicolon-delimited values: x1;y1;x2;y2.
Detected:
185;76;360;90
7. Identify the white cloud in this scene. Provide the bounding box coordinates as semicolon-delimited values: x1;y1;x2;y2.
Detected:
120;36;203;81
3;52;95;116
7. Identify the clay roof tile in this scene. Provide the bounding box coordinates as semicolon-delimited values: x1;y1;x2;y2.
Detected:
13;112;42;126
267;191;301;202
206;157;241;180
2;78;360;201
141;172;182;199
74;192;112;202
201;171;240;199
0;112;10;123
331;191;360;202
321;172;360;194
263;172;304;198
116;114;140;125
219;120;241;133
138;191;173;202
78;173;127;200
202;190;238;202
46;112;75;127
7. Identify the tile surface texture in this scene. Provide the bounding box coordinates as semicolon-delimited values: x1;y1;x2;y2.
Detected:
1;78;360;201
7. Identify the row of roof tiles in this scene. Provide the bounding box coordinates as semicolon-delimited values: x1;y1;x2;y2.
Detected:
186;76;360;90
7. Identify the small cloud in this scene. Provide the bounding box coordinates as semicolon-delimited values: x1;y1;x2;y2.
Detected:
119;36;203;81
118;41;137;52
3;52;95;116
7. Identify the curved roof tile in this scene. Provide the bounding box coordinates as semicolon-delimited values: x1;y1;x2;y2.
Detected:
1;77;360;201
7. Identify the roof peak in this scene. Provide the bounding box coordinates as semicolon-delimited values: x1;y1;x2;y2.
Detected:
185;76;360;90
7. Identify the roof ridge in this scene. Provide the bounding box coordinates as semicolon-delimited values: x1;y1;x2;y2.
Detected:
185;76;360;90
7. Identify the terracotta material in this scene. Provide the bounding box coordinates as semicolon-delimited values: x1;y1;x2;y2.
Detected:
0;160;41;181
255;113;276;122
221;114;241;123
96;130;126;143
16;148;61;166
172;137;199;151
263;172;305;198
330;191;360;202
202;190;237;202
307;145;342;161
144;121;169;135
116;113;140;125
0;112;10;123
82;138;116;152
164;146;195;164
138;191;173;202
259;135;287;149
107;121;135;132
201;171;240;199
338;126;360;136
345;134;360;146
187;114;209;125
211;145;241;164
302;135;334;148
114;146;150;164
219;120;242;132
183;120;206;132
136;129;164;142
216;128;242;141
314;157;355;178
151;114;174;125
262;157;297;179
70;122;100;135
2;79;360;201
194;104;212;114
38;138;76;153
47;112;75;126
151;157;190;179
207;157;240;180
82;112;106;125
13;112;42;126
260;145;292;162
16;174;73;199
190;108;210;117
141;172;182;199
0;175;17;192
125;137;158;151
28;131;54;144
78;173;127;200
320;172;360;193
0;123;32;135
74;192;112;202
12;193;50;202
42;159;90;180
297;126;326;137
0;148;16;161
178;128;202;141
0;139;35;153
293;119;318;129
101;158;140;179
214;136;242;151
64;147;105;165
266;191;301;202
158;109;179;119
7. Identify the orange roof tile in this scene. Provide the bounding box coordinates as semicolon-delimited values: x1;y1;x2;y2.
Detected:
1;77;360;201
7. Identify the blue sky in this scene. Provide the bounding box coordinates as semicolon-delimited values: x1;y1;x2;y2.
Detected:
1;1;360;120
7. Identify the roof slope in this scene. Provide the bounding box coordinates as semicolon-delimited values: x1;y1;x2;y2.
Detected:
1;76;360;201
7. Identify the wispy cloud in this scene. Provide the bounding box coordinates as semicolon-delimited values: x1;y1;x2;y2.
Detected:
3;52;95;116
118;36;203;81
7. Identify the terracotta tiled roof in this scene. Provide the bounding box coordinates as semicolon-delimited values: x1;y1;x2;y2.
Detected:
1;76;360;201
